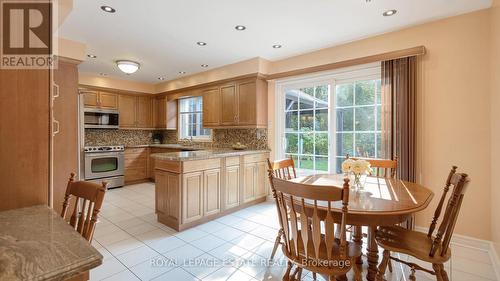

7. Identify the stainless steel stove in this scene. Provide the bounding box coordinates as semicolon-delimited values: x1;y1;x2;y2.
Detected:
84;145;124;189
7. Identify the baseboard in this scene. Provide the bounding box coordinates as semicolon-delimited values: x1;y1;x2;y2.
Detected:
415;226;500;280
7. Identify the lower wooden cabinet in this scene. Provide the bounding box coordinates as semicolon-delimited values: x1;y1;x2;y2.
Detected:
155;170;180;224
243;160;268;203
124;148;149;184
204;169;221;216
182;171;204;223
224;165;240;209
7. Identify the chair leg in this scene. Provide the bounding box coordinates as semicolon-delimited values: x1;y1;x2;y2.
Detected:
270;229;283;261
375;250;390;281
312;272;317;280
283;261;293;281
433;264;443;281
388;259;393;272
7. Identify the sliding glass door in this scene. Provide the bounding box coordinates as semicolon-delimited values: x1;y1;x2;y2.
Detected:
276;64;382;175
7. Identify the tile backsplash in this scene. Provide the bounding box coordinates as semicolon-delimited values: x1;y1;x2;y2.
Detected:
85;128;269;150
85;129;154;146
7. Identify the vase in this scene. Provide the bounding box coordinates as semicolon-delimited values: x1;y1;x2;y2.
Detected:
353;173;364;191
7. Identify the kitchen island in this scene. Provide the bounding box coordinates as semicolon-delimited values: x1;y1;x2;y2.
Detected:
151;149;270;231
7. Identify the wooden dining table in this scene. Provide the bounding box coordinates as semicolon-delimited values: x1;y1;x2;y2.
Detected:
289;174;434;281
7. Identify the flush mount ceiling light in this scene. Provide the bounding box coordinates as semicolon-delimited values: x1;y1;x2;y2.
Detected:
179;71;186;74
235;25;246;31
116;60;140;74
197;41;207;46
100;5;116;13
383;9;397;16
272;44;282;49
87;54;97;58
201;64;208;68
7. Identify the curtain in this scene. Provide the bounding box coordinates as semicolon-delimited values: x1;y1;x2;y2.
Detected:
381;56;417;182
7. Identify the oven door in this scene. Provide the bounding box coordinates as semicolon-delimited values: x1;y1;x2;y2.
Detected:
84;109;119;129
84;152;124;180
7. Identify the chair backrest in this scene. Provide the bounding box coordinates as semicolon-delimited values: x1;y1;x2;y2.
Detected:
61;173;107;242
346;154;398;178
269;174;351;271
428;169;469;257
267;158;297;180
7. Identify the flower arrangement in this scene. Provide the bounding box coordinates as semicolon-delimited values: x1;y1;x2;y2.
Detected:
341;158;372;189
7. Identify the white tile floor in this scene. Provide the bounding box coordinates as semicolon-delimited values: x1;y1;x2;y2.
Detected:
91;182;498;281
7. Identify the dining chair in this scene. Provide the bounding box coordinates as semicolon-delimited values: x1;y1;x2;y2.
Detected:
267;158;297;261
268;173;362;281
61;173;107;242
375;166;468;281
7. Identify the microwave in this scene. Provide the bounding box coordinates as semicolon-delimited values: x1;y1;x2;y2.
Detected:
84;108;119;129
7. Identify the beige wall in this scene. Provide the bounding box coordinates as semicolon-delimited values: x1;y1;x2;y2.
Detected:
154;57;269;93
57;37;86;61
490;0;500;256
79;73;155;94
267;10;492;240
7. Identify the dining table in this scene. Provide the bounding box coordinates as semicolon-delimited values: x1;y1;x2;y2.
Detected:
288;173;434;281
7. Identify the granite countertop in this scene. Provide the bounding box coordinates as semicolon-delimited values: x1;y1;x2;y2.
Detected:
126;143;205;150
150;148;270;161
0;205;103;281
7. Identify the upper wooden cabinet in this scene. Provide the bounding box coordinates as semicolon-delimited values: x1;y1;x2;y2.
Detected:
202;87;221;127
155;97;177;130
118;95;153;129
201;77;267;128
82;90;118;109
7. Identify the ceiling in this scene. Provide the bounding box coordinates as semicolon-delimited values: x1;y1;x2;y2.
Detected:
59;0;492;83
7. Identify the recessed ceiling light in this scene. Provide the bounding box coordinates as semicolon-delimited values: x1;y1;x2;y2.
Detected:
383;9;397;16
158;77;165;81
197;41;207;46
100;5;116;13
179;71;186;74
235;25;246;31
201;64;209;68
272;44;282;49
87;54;97;58
99;73;107;76
116;60;140;74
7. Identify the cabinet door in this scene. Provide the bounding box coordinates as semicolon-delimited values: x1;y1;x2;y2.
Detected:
119;95;136;127
98;92;118;109
136;96;153;128
243;163;256;203
255;161;268;198
225;165;240;209
220;84;237;125
204;168;221;216
182;172;203;223
156;97;167;128
83;91;99;108
202;87;220;127
155;170;180;221
237;81;257;125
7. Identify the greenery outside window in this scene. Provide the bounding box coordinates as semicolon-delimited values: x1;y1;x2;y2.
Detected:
276;64;382;175
179;96;212;140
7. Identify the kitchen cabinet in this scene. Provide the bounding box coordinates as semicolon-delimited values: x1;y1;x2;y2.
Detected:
224;163;240;210
82;90;118;109
182;171;204;224
124;148;149;184
155;170;180;224
202;87;221;127
119;95;153;129
149;147;182;180
204;168;221;216
242;154;268;203
201;77;267;128
155;97;177;130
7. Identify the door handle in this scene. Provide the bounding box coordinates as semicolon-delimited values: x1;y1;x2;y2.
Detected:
53;119;60;136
